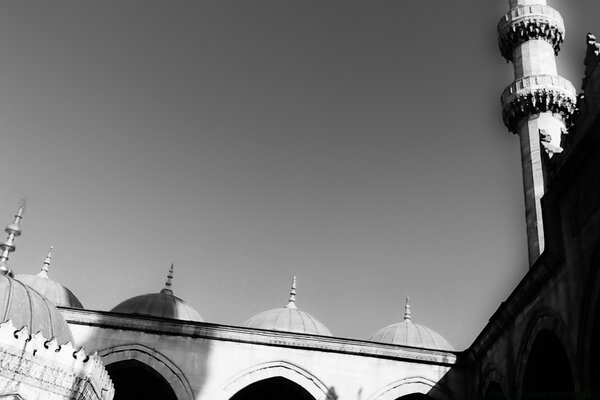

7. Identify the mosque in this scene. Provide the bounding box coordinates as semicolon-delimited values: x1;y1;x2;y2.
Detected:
1;0;600;399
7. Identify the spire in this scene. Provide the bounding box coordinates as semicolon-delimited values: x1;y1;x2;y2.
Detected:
404;295;412;322
38;245;54;278
0;198;26;275
161;263;174;295
285;275;297;309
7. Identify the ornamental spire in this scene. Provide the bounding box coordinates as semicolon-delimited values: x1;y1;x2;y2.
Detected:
161;263;174;295
404;295;412;322
38;245;54;278
0;199;26;275
285;275;297;309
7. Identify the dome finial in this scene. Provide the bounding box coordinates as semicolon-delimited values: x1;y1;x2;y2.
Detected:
39;245;54;278
404;295;412;322
0;199;26;275
161;263;174;295
285;275;297;309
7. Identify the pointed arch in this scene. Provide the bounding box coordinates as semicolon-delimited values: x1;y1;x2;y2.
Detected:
99;343;194;400
480;365;507;400
210;360;334;400
367;376;454;400
578;243;600;390
515;308;577;399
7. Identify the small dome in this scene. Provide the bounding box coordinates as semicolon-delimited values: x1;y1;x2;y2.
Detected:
243;276;332;336
0;273;74;344
369;296;453;351
15;246;83;308
110;264;204;322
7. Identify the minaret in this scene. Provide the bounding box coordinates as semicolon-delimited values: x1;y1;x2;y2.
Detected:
498;0;576;266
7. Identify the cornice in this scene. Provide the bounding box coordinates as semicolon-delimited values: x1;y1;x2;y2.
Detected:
60;308;461;367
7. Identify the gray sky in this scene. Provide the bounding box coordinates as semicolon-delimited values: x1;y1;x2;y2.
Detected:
0;1;598;350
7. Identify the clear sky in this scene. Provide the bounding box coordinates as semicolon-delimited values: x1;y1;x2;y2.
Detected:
0;1;598;350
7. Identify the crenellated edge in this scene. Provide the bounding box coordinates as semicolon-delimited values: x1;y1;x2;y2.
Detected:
583;33;600;92
0;319;114;400
498;5;565;62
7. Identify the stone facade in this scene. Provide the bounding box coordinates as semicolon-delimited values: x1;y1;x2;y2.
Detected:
0;320;114;400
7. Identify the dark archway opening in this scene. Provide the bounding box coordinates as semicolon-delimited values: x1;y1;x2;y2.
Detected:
230;377;314;400
522;330;575;400
484;382;505;400
395;395;432;400
106;359;177;400
591;297;600;398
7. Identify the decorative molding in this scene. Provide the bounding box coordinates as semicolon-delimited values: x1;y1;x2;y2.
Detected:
498;5;565;62
211;361;335;400
99;344;194;400
366;376;454;400
501;75;576;134
0;320;114;400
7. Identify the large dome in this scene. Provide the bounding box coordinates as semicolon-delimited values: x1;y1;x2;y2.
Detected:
15;246;83;308
0;273;74;345
243;276;332;336
111;264;204;322
369;297;453;351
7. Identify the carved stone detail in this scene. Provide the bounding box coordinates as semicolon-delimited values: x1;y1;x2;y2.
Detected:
501;74;576;134
498;5;565;62
0;320;114;400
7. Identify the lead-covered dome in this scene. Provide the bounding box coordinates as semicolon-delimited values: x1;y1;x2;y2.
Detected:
15;246;83;308
0;202;74;344
0;273;74;344
244;276;332;336
111;264;204;322
369;296;453;351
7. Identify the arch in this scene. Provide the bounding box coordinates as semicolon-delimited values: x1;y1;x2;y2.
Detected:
211;361;334;400
483;382;506;400
480;365;508;400
367;376;454;400
515;307;577;397
229;376;315;400
99;343;194;400
106;359;177;400
578;244;600;391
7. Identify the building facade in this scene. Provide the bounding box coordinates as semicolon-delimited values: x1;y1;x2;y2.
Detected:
1;0;600;399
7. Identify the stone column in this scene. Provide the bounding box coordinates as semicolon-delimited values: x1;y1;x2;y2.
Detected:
498;1;576;266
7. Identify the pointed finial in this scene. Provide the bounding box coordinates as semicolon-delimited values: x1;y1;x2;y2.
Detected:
38;245;54;278
161;263;174;295
404;295;412;322
285;275;297;309
0;200;26;275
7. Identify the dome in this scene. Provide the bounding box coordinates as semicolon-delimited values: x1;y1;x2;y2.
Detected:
243;276;332;336
0;273;74;345
15;246;84;308
369;297;453;351
111;264;204;322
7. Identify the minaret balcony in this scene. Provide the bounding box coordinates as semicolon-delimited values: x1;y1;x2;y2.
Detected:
501;74;576;134
498;4;565;62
